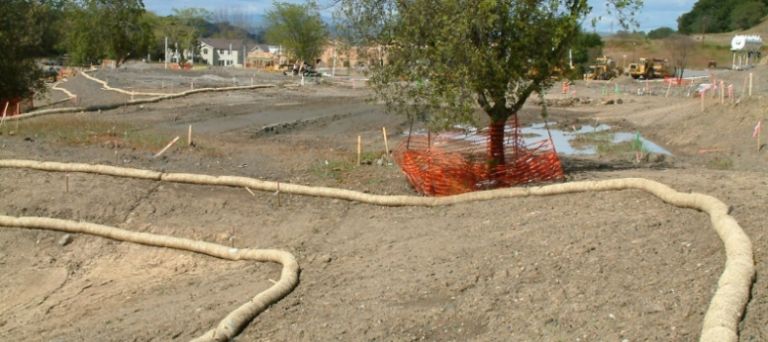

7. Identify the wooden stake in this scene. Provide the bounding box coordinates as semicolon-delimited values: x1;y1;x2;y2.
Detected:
729;84;734;104
187;124;192;146
153;136;180;158
357;135;362;165
65;174;69;193
742;75;748;98
700;89;705;112
382;127;390;159
665;82;672;98
276;182;281;207
244;187;256;197
720;80;725;104
0;102;7;129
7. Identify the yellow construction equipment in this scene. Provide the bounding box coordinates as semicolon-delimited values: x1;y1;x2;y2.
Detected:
584;56;620;80
628;58;672;79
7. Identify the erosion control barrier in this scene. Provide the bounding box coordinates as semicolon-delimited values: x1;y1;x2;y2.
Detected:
394;118;564;196
6;76;276;122
79;70;183;97
0;214;298;342
0;159;755;342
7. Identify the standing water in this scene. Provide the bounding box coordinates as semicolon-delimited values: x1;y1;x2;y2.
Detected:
520;122;671;155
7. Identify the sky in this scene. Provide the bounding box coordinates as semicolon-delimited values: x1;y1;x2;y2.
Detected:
143;0;698;33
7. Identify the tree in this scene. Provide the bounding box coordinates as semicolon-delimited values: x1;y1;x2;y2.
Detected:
332;12;362;75
571;29;604;77
338;0;641;170
677;0;768;34
0;0;48;101
265;1;328;67
147;8;211;64
647;27;675;39
63;0;152;66
730;1;766;30
666;34;694;83
29;0;68;57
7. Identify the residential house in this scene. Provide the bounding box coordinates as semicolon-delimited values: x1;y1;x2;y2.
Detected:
317;41;388;71
247;44;284;69
199;38;248;67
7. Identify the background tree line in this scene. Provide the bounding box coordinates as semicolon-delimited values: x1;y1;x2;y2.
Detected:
678;0;768;33
0;0;267;101
4;0;264;67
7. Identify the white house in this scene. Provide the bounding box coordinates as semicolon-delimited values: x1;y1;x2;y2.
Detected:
199;38;248;67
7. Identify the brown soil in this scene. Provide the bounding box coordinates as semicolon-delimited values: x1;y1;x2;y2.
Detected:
0;62;766;341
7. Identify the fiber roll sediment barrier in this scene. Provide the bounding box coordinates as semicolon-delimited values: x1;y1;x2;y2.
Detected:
0;159;755;342
6;71;276;122
0;214;298;342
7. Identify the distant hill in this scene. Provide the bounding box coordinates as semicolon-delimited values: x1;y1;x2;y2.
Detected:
694;15;768;46
598;11;768;70
678;0;768;34
200;20;261;42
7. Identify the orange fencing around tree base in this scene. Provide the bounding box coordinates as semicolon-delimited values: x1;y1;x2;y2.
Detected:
0;98;32;117
393;121;564;196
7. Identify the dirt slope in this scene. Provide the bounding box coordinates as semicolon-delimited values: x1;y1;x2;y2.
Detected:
0;65;765;341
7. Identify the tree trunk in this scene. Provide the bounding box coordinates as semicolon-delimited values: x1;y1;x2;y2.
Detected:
487;117;507;173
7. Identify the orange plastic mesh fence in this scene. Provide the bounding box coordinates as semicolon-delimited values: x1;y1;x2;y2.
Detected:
393;120;564;196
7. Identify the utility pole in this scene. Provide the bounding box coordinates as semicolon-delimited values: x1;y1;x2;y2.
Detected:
164;36;168;69
332;41;337;77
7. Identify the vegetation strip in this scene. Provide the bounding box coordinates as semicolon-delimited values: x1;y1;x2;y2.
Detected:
0;159;755;341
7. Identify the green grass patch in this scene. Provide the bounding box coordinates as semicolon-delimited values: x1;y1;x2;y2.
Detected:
707;157;733;170
360;150;386;164
571;131;648;157
570;131;613;147
2;116;173;152
310;159;355;182
596;140;639;155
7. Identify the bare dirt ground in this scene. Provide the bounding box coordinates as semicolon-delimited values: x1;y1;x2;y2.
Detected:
0;63;766;341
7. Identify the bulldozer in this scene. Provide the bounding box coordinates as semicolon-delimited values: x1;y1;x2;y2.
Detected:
584;56;620;80
628;58;672;79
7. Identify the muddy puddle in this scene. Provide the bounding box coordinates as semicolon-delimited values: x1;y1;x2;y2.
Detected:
406;123;671;156
521;122;672;156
